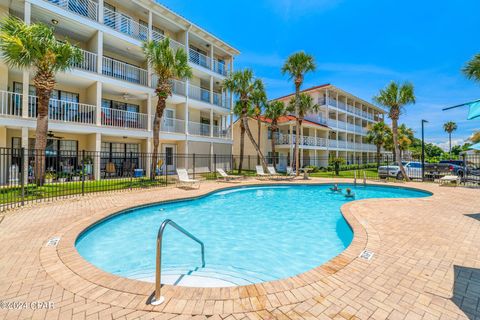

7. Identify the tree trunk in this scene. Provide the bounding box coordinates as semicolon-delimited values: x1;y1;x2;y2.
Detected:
151;95;167;179
376;145;381;169
34;92;50;185
271;123;277;169
294;84;301;176
257;117;261;165
243;116;268;169
392;119;409;181
449;132;452;155
238;120;245;173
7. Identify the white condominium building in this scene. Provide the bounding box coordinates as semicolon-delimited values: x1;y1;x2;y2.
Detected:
0;0;238;179
233;84;386;170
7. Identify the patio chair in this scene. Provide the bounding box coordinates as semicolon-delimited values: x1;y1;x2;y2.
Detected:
438;175;460;186
105;162;116;178
286;166;297;178
267;166;293;180
255;165;270;179
216;168;241;182
176;168;200;189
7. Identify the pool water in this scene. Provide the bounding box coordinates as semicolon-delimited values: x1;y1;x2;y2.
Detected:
76;184;430;287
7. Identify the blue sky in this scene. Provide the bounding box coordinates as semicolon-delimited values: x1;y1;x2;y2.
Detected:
161;0;480;149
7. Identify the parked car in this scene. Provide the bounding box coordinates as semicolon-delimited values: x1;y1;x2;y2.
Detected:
439;160;480;178
378;161;422;180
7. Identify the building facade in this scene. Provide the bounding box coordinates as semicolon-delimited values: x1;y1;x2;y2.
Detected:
0;0;238;180
233;84;387;170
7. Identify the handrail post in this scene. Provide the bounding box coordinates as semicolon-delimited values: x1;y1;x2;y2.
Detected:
151;219;205;306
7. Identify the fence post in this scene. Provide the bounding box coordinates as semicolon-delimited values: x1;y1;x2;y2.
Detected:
130;151;133;190
214;154;217;174
81;150;85;196
20;147;25;206
193;153;196;179
164;153;167;186
248;155;251;171
462;153;467;184
230;154;234;172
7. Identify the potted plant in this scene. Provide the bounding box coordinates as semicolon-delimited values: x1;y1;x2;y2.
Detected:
330;157;346;176
44;172;56;184
83;155;93;175
57;172;69;183
71;170;81;182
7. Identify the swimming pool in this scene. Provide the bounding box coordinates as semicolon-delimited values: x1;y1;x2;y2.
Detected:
76;184;430;287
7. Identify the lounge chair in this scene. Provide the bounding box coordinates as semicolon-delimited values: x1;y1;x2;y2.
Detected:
286;166;296;178
216;168;241;182
438;175;460;186
267;166;294;180
256;165;270;179
176;168;200;189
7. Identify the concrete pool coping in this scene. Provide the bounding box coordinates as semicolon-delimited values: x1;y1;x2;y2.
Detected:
39;180;432;314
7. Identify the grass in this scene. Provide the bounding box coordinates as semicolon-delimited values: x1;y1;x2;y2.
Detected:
0;177;171;205
310;168;379;179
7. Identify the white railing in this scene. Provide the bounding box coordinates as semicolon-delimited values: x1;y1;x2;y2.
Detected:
327;119;337;128
103;7;148;42
45;0;98;21
188;84;210;103
212;91;230;109
151;76;187;96
318;96;327;105
301;136;327;147
213;59;227;76
102;57;148;86
0;91;23;117
347;123;356;132
337;100;346;110
189;48;211;69
304;114;327;126
337;140;347;149
328;139;337;148
337;120;347;128
101;107;147;129
213;125;231;139
160;117;185;134
188;121;211;136
74;48;97;73
28;96;96;124
151;30;185;51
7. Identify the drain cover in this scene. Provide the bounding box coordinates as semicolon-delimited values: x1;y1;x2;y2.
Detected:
359;250;374;261
46;237;60;247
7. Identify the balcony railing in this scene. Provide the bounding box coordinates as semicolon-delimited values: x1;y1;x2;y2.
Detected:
102;57;148;86
45;0;98;22
188;84;210;103
0;91;23;117
73;48;97;73
28;96;97;125
189;48;211;69
188;121;211;137
160;117;185;134
101;107;147;129
213;59;227;76
213;125;231;139
212;91;230;109
103;7;148;42
151;30;185;51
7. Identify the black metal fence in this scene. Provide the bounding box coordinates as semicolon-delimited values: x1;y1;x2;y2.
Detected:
1;147;479;211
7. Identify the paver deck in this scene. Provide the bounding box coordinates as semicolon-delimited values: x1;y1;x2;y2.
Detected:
0;178;479;319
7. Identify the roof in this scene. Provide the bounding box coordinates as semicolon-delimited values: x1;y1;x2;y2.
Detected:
134;0;240;56
273;83;386;113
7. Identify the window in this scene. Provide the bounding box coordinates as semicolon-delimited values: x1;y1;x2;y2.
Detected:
267;152;279;165
101;142;140;176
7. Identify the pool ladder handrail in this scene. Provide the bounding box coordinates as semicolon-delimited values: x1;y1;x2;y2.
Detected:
151;219;205;305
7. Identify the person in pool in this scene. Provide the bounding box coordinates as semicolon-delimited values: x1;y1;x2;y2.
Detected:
345;188;355;198
330;184;342;192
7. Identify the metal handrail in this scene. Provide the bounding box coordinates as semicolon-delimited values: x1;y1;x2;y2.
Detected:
151;219;205;305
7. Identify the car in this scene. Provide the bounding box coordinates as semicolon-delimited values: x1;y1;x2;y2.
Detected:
378;161;423;180
439;160;480;178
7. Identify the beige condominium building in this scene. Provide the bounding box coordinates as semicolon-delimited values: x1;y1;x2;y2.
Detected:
233;84;387;170
0;0;238;179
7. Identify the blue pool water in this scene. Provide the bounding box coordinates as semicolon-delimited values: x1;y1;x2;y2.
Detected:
76;184;430;286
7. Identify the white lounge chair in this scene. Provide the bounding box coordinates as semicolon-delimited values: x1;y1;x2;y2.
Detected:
439;175;460;186
286;166;297;178
216;168;241;182
256;165;270;179
268;166;294;181
176;168;200;189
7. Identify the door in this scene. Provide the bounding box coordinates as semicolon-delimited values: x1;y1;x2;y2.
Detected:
162;144;176;173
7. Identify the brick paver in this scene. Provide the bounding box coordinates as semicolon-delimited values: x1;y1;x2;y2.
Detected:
0;179;479;319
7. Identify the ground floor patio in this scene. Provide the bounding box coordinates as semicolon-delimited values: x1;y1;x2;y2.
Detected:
0;179;479;319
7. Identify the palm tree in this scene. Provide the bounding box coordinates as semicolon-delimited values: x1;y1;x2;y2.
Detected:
463;53;480;82
366;121;391;168
0;16;82;183
373;81;415;181
398;124;413;159
264;101;286;169
223;69;268;172
143;38;192;178
287;93;319;169
443;121;457;155
471;131;480;144
251;79;267;165
282;52;316;175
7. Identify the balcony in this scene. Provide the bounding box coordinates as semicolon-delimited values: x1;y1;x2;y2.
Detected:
0;91;23;117
160;117;185;134
189;49;210;69
213;59;227;76
188;84;210;104
188;121;211;137
213;125;231;139
151;30;185;52
212;91;230;110
73;48;97;73
274;133;327;148
101;107;148;130
102;57;148;86
45;0;98;22
103;7;148;42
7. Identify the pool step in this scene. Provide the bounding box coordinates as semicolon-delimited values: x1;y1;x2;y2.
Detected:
123;265;270;287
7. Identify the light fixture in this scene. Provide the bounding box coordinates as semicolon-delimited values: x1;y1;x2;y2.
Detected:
206;43;210;48
51;19;59;25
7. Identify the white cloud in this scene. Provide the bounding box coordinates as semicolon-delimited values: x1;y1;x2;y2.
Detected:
433;138;467;151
